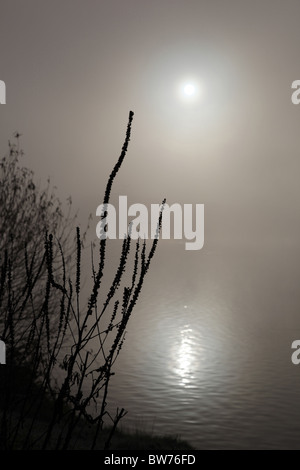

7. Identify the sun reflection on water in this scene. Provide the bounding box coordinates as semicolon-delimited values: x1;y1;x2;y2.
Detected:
174;324;198;387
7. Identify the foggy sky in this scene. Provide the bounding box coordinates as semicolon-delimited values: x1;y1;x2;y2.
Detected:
1;0;300;249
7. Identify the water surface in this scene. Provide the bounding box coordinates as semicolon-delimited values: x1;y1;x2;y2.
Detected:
103;240;300;449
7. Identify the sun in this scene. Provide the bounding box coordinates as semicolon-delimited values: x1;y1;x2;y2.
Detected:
183;83;196;96
178;79;200;103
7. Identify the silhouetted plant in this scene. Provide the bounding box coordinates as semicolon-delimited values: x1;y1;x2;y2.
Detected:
0;133;91;356
0;111;165;449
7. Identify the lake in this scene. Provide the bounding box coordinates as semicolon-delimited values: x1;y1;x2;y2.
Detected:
103;238;300;449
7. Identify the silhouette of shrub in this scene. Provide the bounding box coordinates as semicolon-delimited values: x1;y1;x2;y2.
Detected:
0;111;165;449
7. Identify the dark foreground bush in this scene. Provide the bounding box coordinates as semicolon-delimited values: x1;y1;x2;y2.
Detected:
0;111;166;450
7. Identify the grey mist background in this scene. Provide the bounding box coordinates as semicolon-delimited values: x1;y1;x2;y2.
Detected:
1;0;300;449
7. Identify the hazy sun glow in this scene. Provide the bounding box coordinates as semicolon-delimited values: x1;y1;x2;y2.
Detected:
183;83;196;96
178;79;200;103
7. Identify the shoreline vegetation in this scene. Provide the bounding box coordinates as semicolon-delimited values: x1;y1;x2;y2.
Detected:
0;112;193;450
8;408;194;450
0;359;194;450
